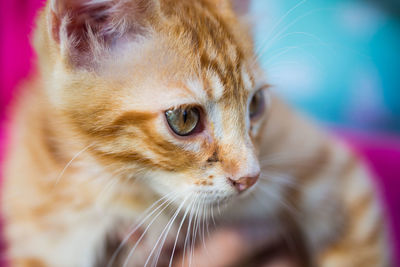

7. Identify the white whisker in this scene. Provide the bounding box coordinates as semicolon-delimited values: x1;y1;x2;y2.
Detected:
122;193;180;267
95;177;120;205
107;191;176;267
168;198;195;267
182;194;199;267
145;195;189;267
53;143;93;186
257;185;301;217
254;0;308;62
189;195;202;267
254;6;335;68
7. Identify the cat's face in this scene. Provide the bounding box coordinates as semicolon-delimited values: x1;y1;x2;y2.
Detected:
44;0;268;209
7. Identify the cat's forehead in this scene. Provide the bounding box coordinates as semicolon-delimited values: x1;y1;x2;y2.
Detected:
100;0;258;107
158;0;256;101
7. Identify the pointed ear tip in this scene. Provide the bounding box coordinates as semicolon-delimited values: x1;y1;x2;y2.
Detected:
48;11;61;43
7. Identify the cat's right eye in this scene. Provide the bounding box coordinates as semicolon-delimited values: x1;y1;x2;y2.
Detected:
165;107;200;136
249;89;265;120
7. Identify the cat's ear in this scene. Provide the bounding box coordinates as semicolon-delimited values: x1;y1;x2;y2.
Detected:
48;0;156;68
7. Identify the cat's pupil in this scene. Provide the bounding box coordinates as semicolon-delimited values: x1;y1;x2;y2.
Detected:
165;107;200;136
183;110;188;123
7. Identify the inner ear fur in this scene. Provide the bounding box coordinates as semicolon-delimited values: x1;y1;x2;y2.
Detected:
48;0;157;68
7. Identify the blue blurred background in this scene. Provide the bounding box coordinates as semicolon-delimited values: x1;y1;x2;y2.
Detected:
251;0;400;133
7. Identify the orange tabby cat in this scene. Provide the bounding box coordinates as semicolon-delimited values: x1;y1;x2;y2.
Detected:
1;0;390;266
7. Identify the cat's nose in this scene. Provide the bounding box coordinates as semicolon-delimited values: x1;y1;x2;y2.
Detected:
228;173;260;193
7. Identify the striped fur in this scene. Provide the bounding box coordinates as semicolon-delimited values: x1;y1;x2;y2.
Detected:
1;0;390;266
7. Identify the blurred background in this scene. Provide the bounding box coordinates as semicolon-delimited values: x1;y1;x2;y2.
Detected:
252;0;400;133
0;0;399;265
250;1;400;263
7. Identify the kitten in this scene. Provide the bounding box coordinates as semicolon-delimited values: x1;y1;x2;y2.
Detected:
1;0;390;266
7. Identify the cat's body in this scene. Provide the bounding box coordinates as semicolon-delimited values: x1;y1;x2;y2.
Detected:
1;0;390;266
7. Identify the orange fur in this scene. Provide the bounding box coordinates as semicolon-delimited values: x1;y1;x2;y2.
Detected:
1;0;390;266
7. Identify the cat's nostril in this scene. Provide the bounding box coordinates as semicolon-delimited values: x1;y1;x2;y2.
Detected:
228;174;259;193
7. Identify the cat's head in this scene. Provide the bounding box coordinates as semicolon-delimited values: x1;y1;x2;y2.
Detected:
40;0;269;209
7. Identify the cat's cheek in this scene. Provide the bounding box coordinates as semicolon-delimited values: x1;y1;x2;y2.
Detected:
142;170;194;198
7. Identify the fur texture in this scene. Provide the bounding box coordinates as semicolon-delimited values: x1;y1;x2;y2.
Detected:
2;0;390;266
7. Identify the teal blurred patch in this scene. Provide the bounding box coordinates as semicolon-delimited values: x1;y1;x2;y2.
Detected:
251;0;400;132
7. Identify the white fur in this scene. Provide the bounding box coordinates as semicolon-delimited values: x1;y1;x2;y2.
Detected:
241;66;253;91
208;74;225;100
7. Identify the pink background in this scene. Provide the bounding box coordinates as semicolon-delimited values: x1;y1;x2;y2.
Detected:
0;0;399;265
1;0;44;264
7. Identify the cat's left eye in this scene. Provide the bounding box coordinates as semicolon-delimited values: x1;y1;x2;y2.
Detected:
165;107;200;136
249;90;265;120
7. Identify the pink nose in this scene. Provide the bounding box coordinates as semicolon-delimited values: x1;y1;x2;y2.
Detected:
228;174;260;193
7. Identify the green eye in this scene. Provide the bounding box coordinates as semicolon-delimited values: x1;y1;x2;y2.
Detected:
165;107;200;136
249;90;265;120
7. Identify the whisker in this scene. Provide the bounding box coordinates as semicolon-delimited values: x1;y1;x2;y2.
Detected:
253;7;335;69
200;197;212;261
263;45;303;65
257;185;301;217
253;0;308;62
210;201;217;228
121;193;180;267
252;194;299;260
256;7;330;62
201;198;207;250
144;195;189;267
95;177;121;205
260;172;304;191
168;198;195;267
182;194;199;267
189;195;202;267
53;143;93;186
107;191;176;267
263;44;323;70
217;198;221;215
260;150;320;167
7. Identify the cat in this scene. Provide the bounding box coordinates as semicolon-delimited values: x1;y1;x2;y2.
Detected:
1;0;390;266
